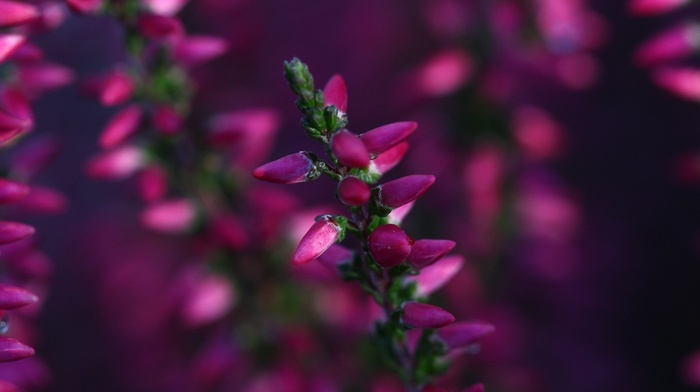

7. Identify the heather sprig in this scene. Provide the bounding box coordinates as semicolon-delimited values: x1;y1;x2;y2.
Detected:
255;58;492;391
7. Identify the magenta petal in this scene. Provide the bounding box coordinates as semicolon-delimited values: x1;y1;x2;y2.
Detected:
98;71;134;107
0;222;34;245
634;23;700;67
65;0;103;14
377;174;435;209
628;0;688;15
0;284;38;310
0;34;25;64
323;74;347;112
292;215;341;266
0;1;39;28
331;130;370;168
141;199;197;233
0;179;29;204
0;337;34;362
436;321;494;349
408;239;456;269
99;105;143;149
371;141;409;175
172;35;228;68
85;145;144;180
368;224;412;268
338;176;370;206
401;302;454;329
253;152;316;184
406;255;464;297
359;121;417;156
652;67;700;102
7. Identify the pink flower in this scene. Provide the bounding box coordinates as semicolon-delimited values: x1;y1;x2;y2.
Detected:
0;34;26;64
331;129;370;168
401;302;454;329
0;285;37;310
15;186;67;214
368;224;412;268
316;244;354;273
65;0;103;15
0;179;29;205
99;105;143;149
141;0;189;16
85;145;145;180
253;152;317;184
171;35;228;68
635;23;700;66
628;0;689;15
140;199;197;233
0;338;34;362
292;215;342;266
407;239;456;269
18;63;75;97
373;174;435;213
359;121;417;156
369;141;409;176
97;70;134;107
136;165;168;202
405;255;464;297
0;1;38;28
337;176;370;206
323;75;348;113
0;222;34;245
435;321;494;350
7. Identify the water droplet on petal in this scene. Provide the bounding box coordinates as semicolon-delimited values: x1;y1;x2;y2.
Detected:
0;314;10;335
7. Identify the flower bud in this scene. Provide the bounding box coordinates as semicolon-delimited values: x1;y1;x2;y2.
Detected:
137;14;183;39
142;0;189;16
171;35;228;68
331;129;370;168
292;215;342;266
0;179;29;204
0;111;28;145
0;337;34;362
99;105;142;149
337;176;370;206
628;0;688;15
0;34;26;64
406;255;464;297
15;185;67;214
0;284;38;310
359;121;416;156
371;175;435;216
85;145;145;180
136;165;168;202
401;302;454;329
368;224;412;268
635;23;700;67
97;71;134;107
408;239;456;269
323;75;347;113
18;63;75;96
0;1;38;28
65;0;104;15
0;222;34;245
253;151;318;184
435;321;494;350
369;141;409;175
140;199;197;233
316;244;353;273
652;67;700;102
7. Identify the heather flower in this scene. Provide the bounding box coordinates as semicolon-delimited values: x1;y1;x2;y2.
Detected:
369;141;409;176
140;199;197;233
65;0;103;15
337;176;370;206
0;35;26;64
0;179;29;204
96;70;134;107
405;255;464;297
359;121;417;156
316;244;354;273
323;74;348;113
142;0;189;16
371;174;435;216
98;105;143;149
407;239;456;269
0;1;39;28
171;35;228;68
0;222;34;245
291;215;343;266
368;224;413;268
253;151;319;184
435;321;495;350
17;63;75;97
634;23;700;66
0;285;37;310
401;302;455;329
15;185;67;214
0;338;34;362
136;165;168;202
330;129;370;168
628;0;689;15
84;145;145;180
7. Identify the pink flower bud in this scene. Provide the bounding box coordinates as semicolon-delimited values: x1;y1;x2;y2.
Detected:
0;222;33;245
463;384;485;392
253;152;317;184
635;23;700;67
0;284;37;310
99;105;142;149
415;49;473;97
0;111;28;145
136;165;168;202
137;14;183;39
140;199;197;233
171;35;228;68
65;0;103;15
1;89;31;124
628;0;688;15
292;215;342;266
142;0;189;16
180;273;235;327
370;141;409;175
323;75;347;112
0;1;38;28
359;121;417;156
368;224;412;268
18;63;75;96
0;179;28;204
15;186;67;214
376;174;435;210
85;145;145;180
338;176;370;206
652;67;700;102
436;321;494;349
0;34;26;64
97;71;134;107
331;129;370;168
152;106;181;135
408;239;456;269
401;302;454;329
316;244;353;273
406;255;463;297
0;337;34;362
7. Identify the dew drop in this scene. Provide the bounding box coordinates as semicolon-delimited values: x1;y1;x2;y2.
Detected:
0;314;9;335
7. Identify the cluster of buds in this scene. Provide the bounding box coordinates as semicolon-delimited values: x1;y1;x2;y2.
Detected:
254;58;493;391
629;0;700;101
